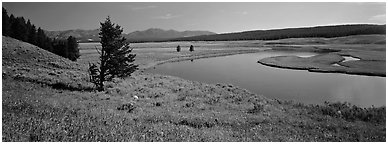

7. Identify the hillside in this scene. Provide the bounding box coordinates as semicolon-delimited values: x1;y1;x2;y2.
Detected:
2;36;91;90
172;24;386;41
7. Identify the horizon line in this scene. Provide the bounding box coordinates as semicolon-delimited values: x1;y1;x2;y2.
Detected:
45;23;386;35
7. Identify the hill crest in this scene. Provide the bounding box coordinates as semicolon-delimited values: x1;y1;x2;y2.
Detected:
173;24;386;41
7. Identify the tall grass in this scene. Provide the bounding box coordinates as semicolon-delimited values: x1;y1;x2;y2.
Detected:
317;102;385;124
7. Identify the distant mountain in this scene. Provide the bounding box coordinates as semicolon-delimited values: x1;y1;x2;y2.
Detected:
45;29;100;42
45;28;216;42
124;28;216;42
172;24;386;41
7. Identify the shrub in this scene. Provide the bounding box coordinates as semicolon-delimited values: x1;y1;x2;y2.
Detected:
248;102;265;113
117;103;136;113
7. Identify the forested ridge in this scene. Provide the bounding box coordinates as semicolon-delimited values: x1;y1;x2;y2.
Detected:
172;24;386;41
2;7;79;61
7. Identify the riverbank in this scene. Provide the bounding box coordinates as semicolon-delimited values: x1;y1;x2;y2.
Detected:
2;36;385;141
257;35;385;77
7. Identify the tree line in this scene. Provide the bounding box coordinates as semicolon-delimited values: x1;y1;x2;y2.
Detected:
2;7;79;61
172;24;386;41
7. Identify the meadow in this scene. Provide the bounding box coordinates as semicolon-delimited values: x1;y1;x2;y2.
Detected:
2;35;385;142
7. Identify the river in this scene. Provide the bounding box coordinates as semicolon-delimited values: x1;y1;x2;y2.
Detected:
147;50;385;107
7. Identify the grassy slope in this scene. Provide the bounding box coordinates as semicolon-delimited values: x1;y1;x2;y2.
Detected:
2;36;386;142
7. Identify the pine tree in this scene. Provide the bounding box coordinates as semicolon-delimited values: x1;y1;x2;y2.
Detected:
12;17;28;41
27;24;37;45
89;16;138;91
67;36;80;61
25;20;33;43
44;37;53;52
36;27;45;48
8;14;16;38
52;39;68;58
176;45;181;52
189;45;194;52
2;7;11;36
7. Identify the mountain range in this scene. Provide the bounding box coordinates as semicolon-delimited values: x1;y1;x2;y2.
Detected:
126;28;216;42
45;28;216;42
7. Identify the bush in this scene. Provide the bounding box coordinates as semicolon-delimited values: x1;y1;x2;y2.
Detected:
117;103;136;113
248;102;265;113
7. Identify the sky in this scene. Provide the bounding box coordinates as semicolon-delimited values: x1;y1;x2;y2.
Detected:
2;2;386;34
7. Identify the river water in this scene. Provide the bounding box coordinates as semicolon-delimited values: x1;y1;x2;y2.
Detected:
146;51;385;107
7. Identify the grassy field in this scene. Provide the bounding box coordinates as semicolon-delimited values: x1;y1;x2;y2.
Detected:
2;35;386;142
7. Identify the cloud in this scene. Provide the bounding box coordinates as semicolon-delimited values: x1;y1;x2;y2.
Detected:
130;5;158;11
154;13;181;20
369;14;386;23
